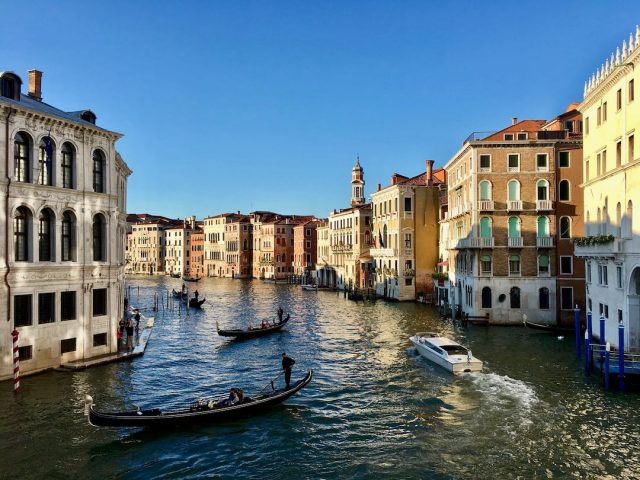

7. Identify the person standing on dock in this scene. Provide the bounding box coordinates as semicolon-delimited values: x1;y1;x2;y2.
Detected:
126;318;134;351
282;352;295;389
134;309;141;331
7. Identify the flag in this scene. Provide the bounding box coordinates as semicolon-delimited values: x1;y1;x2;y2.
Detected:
378;230;385;248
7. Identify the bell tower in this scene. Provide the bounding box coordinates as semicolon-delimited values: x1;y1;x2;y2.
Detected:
351;156;365;206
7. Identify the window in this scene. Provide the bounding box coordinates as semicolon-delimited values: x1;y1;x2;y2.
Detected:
560;217;571;239
508;180;520;200
508;216;521;238
93;214;105;261
404;197;412;212
559;151;570;168
603;102;607;122
597;106;601;125
537;180;548;200
508;154;519;171
586;117;590;134
561;287;574;310
537;216;549;237
61;291;76;321
38;292;55;324
1;75;19;99
480;255;492;275
504;133;514;140
93;333;107;347
538;254;549;275
480;154;491;170
510;286;521;308
14;207;30;262
38;137;54;186
517;132;527;140
481;287;492;308
61;211;75;262
617;266;623;289
93;288;107;316
38;209;53;261
536;153;548;171
598;264;608;286
587;261;592;283
405;278;412;286
559;180;570;201
14;294;32;327
479;180;491;200
560;256;573;275
539;287;550;309
14;132;30;182
602;149;607;173
617;89;622;110
61;142;74;189
18;345;32;361
404;233;412;248
92;150;105;193
586;160;590;181
629;135;635;163
630;79;635;102
509;255;521;276
480;217;492;238
60;338;76;354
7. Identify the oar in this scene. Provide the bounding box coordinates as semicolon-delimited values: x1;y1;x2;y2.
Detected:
257;370;285;395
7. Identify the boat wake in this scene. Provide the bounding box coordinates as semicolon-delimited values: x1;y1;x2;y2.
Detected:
466;372;539;412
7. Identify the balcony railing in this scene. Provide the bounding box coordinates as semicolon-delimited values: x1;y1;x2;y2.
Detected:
508;236;523;248
478;200;494;211
331;244;353;252
574;238;623;258
404;269;415;277
370;247;397;257
536;236;554;248
536;200;553;211
470;237;495;248
463;131;496;143
507;200;523;211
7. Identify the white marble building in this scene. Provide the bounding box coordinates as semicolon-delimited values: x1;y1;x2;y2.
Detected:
0;69;131;380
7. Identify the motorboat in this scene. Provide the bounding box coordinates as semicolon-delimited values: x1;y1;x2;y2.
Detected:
409;332;482;373
301;284;317;291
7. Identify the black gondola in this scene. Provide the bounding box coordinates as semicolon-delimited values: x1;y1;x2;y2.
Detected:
86;370;313;428
217;314;290;338
189;297;206;309
523;319;575;334
182;276;201;282
170;273;181;278
172;289;186;299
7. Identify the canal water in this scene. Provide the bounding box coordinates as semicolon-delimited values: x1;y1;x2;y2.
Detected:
2;277;640;479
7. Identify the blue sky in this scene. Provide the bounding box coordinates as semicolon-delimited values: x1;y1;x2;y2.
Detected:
3;1;640;219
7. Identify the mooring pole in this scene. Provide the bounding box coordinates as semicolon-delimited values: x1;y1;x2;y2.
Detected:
587;311;593;367
584;330;590;375
604;342;611;391
575;306;581;359
599;315;606;363
618;321;625;391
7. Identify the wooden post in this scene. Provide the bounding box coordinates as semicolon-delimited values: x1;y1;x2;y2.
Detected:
575;306;581;359
604;342;610;390
619;322;625;391
584;330;590;375
12;329;20;394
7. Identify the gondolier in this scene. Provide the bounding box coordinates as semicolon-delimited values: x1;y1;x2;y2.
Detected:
282;352;295;389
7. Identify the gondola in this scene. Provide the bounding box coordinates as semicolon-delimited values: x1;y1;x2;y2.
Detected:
189;297;206;309
86;369;313;428
170;273;181;278
182;276;201;282
217;314;290;339
172;289;186;299
523;319;575;334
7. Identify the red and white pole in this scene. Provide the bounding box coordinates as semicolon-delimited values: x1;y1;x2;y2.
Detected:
12;329;20;394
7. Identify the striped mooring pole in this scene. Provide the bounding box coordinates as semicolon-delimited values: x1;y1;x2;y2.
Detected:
12;329;20;394
574;306;581;359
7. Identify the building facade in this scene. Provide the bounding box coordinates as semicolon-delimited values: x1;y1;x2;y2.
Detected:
293;220;320;279
0;69;131;379
164;216;197;276
576;28;640;349
189;229;204;278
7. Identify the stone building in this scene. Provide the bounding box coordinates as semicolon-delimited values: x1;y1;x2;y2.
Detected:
293;220;321;280
164;216;197;276
575;28;640;349
371;160;445;301
441;112;583;324
204;213;252;278
315;221;332;286
0;69;130;379
126;214;177;275
188;228;204;278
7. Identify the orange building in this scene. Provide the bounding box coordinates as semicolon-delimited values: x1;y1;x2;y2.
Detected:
293;220;321;280
189;229;204;277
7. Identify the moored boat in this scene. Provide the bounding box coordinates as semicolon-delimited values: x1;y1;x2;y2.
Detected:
189;297;206;309
182;276;201;282
217;314;290;339
86;369;313;428
523;319;575;334
409;332;482;373
301;284;317;291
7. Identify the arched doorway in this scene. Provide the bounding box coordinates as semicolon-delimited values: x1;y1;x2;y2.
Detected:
628;266;640;350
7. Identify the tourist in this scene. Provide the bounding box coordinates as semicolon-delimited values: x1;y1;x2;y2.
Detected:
194;290;199;300
126;318;134;351
118;317;126;346
134;309;141;331
282;352;295;389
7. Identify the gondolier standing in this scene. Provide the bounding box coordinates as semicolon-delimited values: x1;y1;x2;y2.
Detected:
282;352;295;389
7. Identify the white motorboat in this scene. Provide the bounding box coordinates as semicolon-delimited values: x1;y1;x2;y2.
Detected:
301;284;318;291
409;332;483;374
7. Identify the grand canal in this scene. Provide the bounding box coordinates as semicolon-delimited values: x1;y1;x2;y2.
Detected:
2;277;640;479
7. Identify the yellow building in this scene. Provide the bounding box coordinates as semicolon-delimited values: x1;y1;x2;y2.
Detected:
371;161;444;301
575;27;640;350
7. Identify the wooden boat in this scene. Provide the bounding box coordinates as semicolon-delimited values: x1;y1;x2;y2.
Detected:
217;315;290;338
86;369;313;428
182;276;201;282
172;289;186;299
301;284;317;291
409;332;483;373
523;319;575;334
189;297;206;309
170;273;181;278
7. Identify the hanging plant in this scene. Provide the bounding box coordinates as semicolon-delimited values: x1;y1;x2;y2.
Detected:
574;235;615;247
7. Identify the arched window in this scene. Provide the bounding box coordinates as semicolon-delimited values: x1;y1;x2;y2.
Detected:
510;286;521;308
536;179;549;200
61;142;75;189
479;180;492;200
38;137;54;186
509;255;521;276
480;255;492;274
14;207;30;261
481;286;492;308
559;180;570;201
538;254;549;275
539;287;550;309
61;211;76;262
14;132;30;182
537;216;550;237
92;150;105;193
508;216;521;238
38;209;54;261
93;214;106;261
507;180;520;200
560;217;571;239
480;217;492;238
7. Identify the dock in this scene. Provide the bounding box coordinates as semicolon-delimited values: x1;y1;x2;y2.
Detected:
57;312;154;371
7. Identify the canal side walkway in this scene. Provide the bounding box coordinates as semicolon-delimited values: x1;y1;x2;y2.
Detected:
57;309;155;372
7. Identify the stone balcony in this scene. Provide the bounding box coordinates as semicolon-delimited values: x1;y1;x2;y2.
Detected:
574;237;624;258
455;237;494;249
478;200;494;211
536;236;554;248
508;236;523;248
536;200;553;211
507;200;523;211
370;247;397;257
331;244;353;253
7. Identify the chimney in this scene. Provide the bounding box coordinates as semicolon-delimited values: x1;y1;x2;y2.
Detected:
391;173;399;185
377;183;381;192
511;117;518;125
426;160;434;185
28;69;43;101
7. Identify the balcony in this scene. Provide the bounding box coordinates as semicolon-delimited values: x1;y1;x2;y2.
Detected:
404;269;415;277
469;237;495;248
478;200;494;211
403;248;413;257
403;211;414;220
536;236;554;248
507;200;523;211
370;247;397;257
331;243;353;253
449;204;469;218
508;236;523;248
574;237;623;258
536;200;553;211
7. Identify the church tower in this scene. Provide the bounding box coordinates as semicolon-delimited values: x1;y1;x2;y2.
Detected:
351;156;365;206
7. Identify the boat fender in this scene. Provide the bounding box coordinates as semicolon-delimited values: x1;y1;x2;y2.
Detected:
467;351;472;364
84;395;93;416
